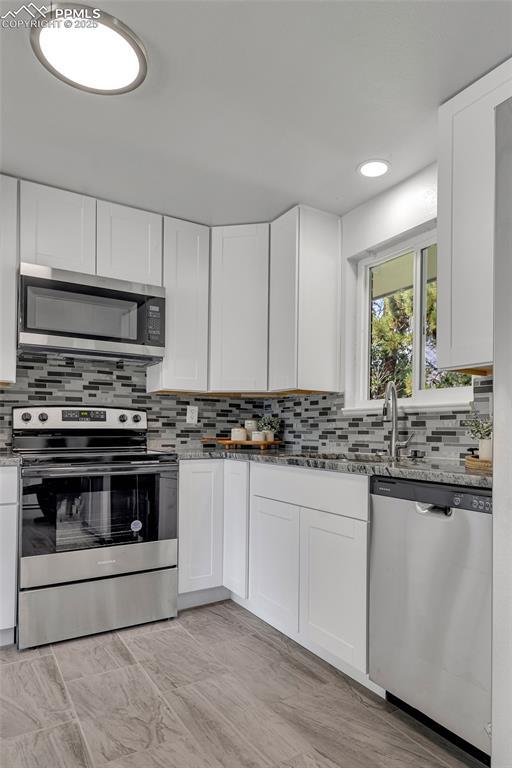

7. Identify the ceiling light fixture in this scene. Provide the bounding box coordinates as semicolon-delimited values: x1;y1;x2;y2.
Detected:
30;3;147;95
358;160;390;178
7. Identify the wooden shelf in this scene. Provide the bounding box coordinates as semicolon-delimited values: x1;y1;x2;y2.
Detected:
201;437;282;451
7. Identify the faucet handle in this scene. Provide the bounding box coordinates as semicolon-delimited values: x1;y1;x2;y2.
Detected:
397;432;415;451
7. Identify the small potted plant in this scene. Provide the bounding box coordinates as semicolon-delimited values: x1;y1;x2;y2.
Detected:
465;410;493;461
257;414;282;442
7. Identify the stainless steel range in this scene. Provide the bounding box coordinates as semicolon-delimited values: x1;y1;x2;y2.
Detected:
13;406;178;649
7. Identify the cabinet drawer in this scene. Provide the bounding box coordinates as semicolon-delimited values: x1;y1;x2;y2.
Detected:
251;463;368;521
0;467;18;505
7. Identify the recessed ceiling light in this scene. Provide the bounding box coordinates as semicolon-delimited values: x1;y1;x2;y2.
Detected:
30;3;147;95
358;160;390;178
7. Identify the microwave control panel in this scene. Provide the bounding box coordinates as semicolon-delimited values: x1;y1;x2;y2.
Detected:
145;300;165;345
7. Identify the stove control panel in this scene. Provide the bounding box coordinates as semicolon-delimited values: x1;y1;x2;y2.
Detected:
13;407;147;431
62;409;107;422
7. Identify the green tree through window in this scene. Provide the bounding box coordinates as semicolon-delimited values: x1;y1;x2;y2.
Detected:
368;244;470;400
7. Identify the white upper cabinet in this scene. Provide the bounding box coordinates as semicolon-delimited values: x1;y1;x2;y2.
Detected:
209;224;269;391
0;175;18;384
147;217;209;393
20;181;96;274
438;58;512;371
96;201;162;286
269;206;341;392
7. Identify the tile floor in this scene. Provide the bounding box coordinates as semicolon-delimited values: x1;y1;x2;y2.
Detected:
0;600;483;768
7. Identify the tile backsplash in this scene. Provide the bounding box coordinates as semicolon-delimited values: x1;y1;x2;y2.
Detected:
263;376;493;460
0;354;493;461
0;354;261;452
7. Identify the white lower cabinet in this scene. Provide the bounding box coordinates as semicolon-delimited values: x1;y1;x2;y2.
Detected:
0;467;19;641
223;460;249;598
178;460;224;593
299;507;367;671
247;464;368;674
249;496;300;635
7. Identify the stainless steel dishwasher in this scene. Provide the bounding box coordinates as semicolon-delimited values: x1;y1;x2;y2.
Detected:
369;477;492;756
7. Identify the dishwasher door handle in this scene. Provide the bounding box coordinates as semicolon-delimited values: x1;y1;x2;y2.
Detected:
415;502;453;517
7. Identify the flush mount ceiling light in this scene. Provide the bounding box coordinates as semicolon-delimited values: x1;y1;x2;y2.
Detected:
30;3;147;94
358;160;390;178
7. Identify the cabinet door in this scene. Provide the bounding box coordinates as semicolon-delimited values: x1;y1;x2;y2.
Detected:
223;460;249;598
97;201;162;286
269;208;299;391
269;206;341;393
297;207;341;391
20;181;96;274
210;224;269;391
0;503;18;631
300;507;367;672
178;461;223;593
249;496;299;634
0;175;18;384
438;60;512;370
147;218;209;393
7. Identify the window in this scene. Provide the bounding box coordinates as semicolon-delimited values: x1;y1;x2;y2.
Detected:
354;231;472;409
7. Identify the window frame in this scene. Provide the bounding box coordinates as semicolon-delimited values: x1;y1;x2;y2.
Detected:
351;228;473;412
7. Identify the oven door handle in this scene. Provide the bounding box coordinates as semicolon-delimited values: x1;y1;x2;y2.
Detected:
22;465;178;478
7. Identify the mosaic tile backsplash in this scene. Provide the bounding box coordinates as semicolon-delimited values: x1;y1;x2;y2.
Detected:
0;354;492;461
263;377;493;460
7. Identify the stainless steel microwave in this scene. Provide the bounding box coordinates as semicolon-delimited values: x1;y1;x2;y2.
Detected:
19;263;165;361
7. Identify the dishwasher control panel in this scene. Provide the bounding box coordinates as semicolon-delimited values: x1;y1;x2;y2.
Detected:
371;477;492;514
452;492;492;513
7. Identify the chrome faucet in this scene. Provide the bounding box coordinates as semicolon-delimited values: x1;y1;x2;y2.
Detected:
382;381;414;461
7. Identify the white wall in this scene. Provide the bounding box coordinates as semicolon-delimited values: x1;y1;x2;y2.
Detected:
492;97;512;768
342;164;437;261
342;164;437;407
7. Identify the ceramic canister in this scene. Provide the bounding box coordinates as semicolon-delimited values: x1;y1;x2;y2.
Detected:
244;420;258;438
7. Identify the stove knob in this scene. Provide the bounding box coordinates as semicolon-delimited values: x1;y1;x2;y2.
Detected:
132;414;142;423
38;412;48;422
21;412;32;422
119;414;128;423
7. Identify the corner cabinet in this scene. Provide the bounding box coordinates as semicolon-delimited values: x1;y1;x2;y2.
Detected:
178;460;224;594
147;217;209;393
438;58;512;371
20;181;96;274
96;201;163;286
269;206;342;392
209;224;269;392
0;175;18;384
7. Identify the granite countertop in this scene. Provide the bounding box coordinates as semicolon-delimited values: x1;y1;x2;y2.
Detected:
0;447;491;489
174;449;493;489
0;452;21;467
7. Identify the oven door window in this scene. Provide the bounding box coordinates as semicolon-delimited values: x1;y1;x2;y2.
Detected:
21;471;176;556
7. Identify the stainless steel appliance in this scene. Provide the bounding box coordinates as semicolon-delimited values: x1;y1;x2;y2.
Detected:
19;263;165;360
369;477;492;756
14;406;177;649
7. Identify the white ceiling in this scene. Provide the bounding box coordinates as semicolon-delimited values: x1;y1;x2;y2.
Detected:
1;0;511;225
